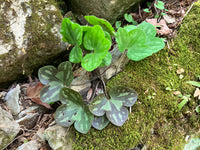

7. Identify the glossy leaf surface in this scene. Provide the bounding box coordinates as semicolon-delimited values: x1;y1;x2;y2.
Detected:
55;88;94;134
92;115;110;130
60;18;82;45
89;86;138;126
84;15;115;36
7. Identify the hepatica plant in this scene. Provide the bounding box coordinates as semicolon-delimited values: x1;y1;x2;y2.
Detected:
60;15;165;71
38;15;165;134
39;61;138;134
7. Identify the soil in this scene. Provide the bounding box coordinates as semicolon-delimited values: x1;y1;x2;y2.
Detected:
0;0;198;149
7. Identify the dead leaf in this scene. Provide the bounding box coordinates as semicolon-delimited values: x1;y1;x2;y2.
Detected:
27;82;52;109
194;88;200;99
173;91;181;96
146;18;172;35
176;68;184;74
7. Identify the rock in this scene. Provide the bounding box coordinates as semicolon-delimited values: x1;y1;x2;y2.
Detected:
100;45;130;80
5;84;21;115
0;0;68;87
67;0;144;24
16;113;39;129
17;140;42;150
183;138;200;150
43;124;72;150
0;107;20;149
163;15;176;24
70;67;91;96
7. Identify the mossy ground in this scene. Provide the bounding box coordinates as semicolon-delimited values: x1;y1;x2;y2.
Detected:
71;1;200;150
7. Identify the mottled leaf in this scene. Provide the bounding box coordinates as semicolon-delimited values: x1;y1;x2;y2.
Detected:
84;15;115;36
55;88;94;134
56;61;73;86
40;82;63;103
92;115;110;130
89;86;138;126
38;66;57;85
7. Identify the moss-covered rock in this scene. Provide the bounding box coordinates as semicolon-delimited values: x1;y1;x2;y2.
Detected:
0;0;67;88
69;1;200;149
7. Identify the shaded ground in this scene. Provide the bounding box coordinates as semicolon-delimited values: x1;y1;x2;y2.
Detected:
1;0;199;149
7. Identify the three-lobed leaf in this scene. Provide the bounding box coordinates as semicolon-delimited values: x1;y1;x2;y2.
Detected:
38;61;73;103
89;86;138;126
55;88;94;134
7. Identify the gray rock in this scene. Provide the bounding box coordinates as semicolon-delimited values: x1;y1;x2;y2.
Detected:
0;0;68;87
67;0;144;24
16;113;39;129
5;84;21;115
43;124;72;150
100;45;130;80
70;67;91;96
0;107;20;149
17;140;41;150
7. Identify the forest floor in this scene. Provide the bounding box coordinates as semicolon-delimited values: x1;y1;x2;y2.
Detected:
1;0;199;149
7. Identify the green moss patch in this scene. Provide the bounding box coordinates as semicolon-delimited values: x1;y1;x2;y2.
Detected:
70;1;200;149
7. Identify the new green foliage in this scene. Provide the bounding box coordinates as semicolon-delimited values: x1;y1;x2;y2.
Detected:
60;15;165;71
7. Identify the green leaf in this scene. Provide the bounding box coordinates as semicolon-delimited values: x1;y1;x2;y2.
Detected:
104;31;112;43
60;18;82;45
40;82;63;103
115;21;121;29
196;105;200;113
55;88;94;134
69;45;83;63
92;115;110;130
124;13;138;25
84;15;115;36
144;8;150;13
124;25;137;33
177;98;189;110
38;66;58;85
83;25;111;51
138;21;156;37
154;1;164;10
89;86;137;126
116;28;146;52
99;52;112;67
187;81;200;87
81;53;103;72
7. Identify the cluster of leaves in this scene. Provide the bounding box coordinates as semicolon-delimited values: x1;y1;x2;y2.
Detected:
115;13;138;29
38;61;138;134
60;15;165;71
144;1;168;18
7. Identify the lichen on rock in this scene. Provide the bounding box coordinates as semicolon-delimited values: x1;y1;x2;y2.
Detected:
0;0;68;88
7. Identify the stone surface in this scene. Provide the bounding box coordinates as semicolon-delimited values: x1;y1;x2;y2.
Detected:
67;0;144;24
0;0;68;87
17;140;41;150
99;45;130;80
17;140;42;150
0;107;20;149
5;84;21;115
43;124;72;150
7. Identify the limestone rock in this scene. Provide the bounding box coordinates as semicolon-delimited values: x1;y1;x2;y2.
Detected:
5;84;21;115
0;107;20;149
43;124;72;150
17;140;42;150
0;0;68;87
67;0;144;24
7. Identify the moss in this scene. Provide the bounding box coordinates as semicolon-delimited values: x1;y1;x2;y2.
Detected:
0;0;65;87
71;1;200;149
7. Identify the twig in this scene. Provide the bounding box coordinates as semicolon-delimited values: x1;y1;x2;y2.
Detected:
183;2;195;18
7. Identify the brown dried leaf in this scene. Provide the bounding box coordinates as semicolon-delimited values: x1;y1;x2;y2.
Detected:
27;82;52;109
146;18;172;35
194;88;200;99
